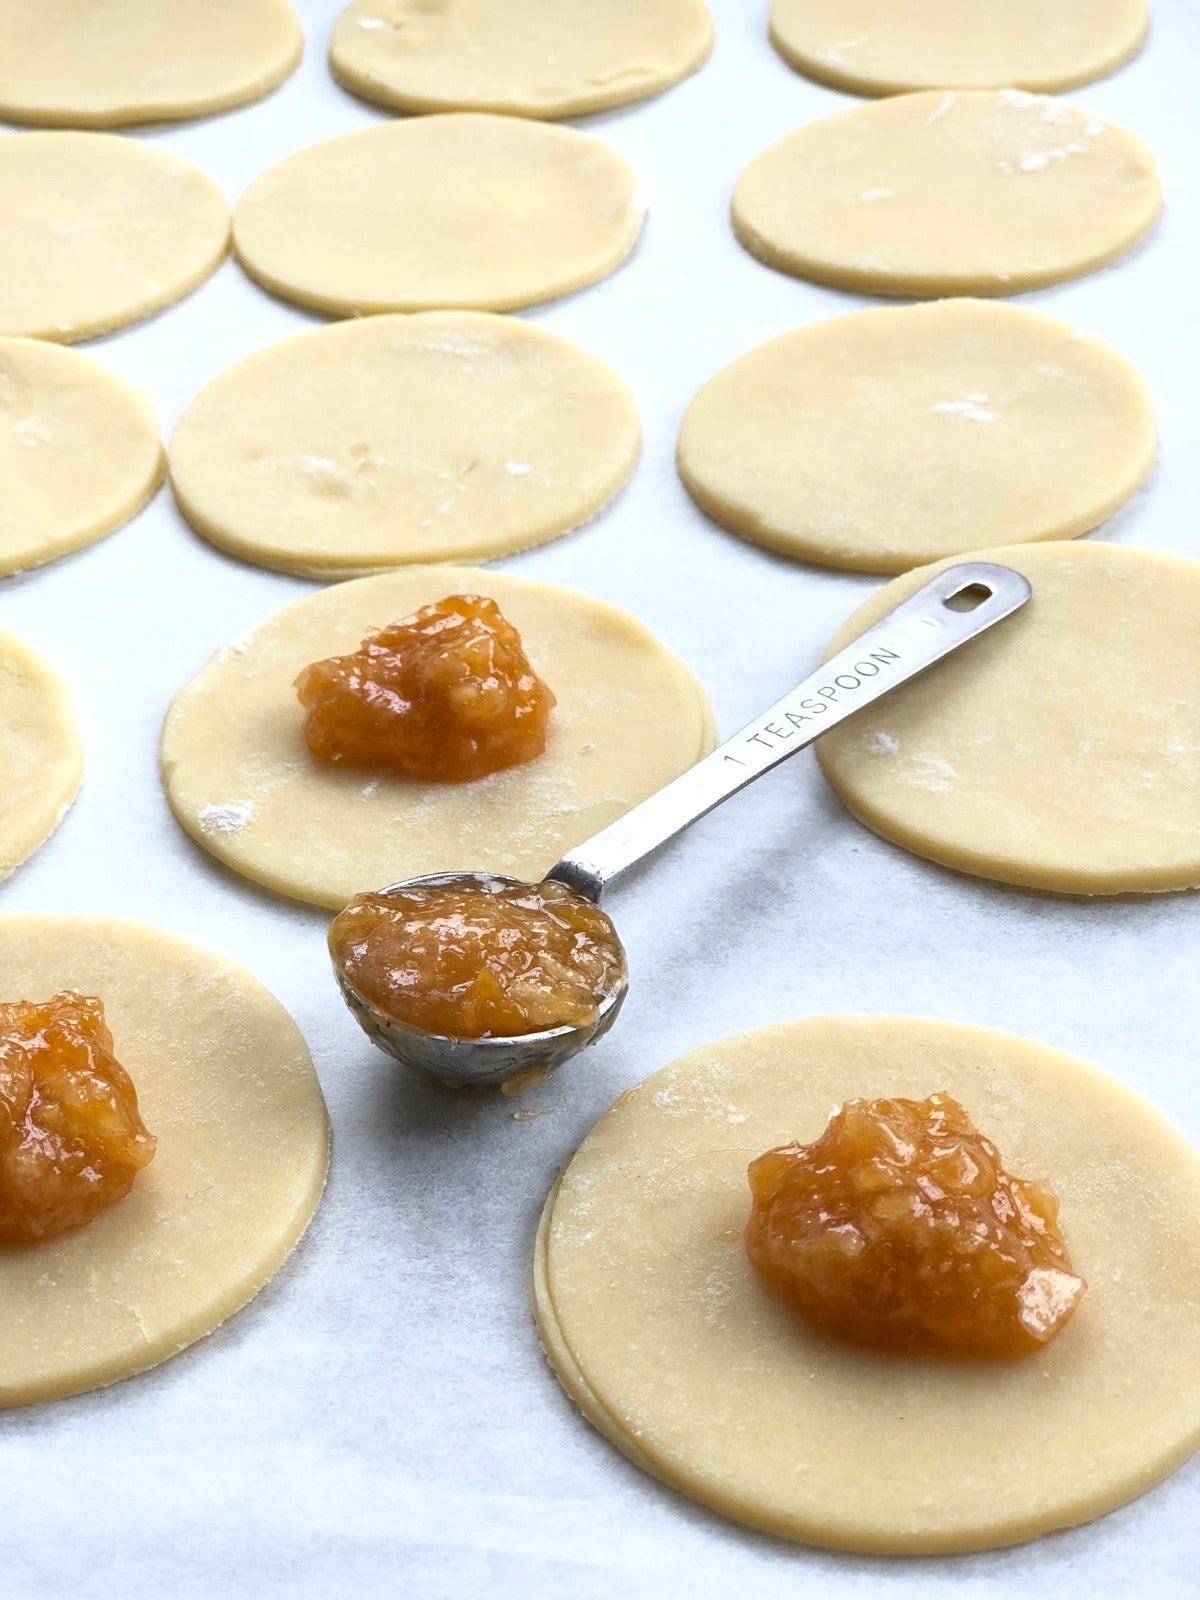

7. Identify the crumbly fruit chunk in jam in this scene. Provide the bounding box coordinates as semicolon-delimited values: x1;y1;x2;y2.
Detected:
745;1092;1085;1357
329;877;625;1040
295;593;556;783
0;992;156;1245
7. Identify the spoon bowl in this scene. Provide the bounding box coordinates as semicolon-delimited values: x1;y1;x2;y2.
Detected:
331;870;629;1086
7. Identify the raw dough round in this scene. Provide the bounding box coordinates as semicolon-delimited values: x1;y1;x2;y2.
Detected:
329;0;713;120
0;0;302;128
732;91;1161;298
233;114;643;317
0;132;230;343
160;567;716;909
769;0;1148;98
1;337;162;575
676;301;1156;573
817;542;1200;894
534;1015;1200;1554
0;631;82;883
0;916;329;1407
168;313;640;578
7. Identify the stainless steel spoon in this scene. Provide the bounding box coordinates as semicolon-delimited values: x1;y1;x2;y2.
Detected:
332;561;1031;1086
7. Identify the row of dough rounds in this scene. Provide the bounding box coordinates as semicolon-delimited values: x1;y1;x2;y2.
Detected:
0;118;642;343
0;0;1150;129
0;0;714;127
0;87;1162;344
10;548;1198;902
1;300;1156;581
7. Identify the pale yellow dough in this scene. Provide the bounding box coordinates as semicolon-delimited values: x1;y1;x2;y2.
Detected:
770;0;1148;97
168;313;640;578
1;338;162;575
0;133;230;343
160;567;716;909
329;0;713;120
732;91;1161;298
0;916;329;1407
677;302;1156;573
234;114;643;318
0;0;302;128
817;542;1200;894
535;1015;1200;1554
0;631;82;883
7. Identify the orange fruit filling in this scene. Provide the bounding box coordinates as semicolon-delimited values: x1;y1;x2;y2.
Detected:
329;877;625;1039
0;992;156;1246
745;1092;1085;1357
295;593;556;783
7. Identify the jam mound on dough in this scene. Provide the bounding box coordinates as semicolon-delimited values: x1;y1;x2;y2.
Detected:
295;593;556;783
329;876;626;1040
745;1091;1085;1357
0;992;156;1246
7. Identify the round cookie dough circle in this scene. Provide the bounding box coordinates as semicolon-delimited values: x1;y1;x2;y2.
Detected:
535;1015;1200;1554
0;133;230;343
0;631;82;882
676;302;1156;573
233;115;643;318
0;916;328;1407
769;0;1148;98
168;313;641;578
329;0;713;120
817;542;1200;894
0;0;302;129
731;91;1161;298
1;338;162;575
160;567;716;909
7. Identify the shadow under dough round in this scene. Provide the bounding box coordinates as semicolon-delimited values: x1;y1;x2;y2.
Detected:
817;542;1200;894
168;313;640;578
769;0;1148;97
676;301;1156;573
535;1016;1200;1554
0;631;82;883
0;133;230;342
0;916;329;1407
160;567;716;910
0;0;301;127
329;0;713;119
233;114;643;317
1;338;162;575
732;90;1161;297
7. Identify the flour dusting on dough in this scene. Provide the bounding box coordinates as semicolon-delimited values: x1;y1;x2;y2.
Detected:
197;800;255;834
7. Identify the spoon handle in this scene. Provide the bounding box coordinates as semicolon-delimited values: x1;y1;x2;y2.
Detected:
548;561;1031;903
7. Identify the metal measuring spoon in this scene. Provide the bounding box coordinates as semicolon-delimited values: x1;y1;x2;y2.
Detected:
331;561;1031;1086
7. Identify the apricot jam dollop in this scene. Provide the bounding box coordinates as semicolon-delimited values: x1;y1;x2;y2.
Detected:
295;593;556;783
0;992;156;1245
329;876;626;1039
745;1092;1085;1358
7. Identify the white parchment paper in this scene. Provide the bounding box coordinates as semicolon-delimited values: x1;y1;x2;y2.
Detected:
2;2;1198;1595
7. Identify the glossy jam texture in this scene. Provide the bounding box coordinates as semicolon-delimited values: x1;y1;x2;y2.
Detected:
295;593;556;783
0;992;156;1245
745;1092;1085;1357
329;877;626;1039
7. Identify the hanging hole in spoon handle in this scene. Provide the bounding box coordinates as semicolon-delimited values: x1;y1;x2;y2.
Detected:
548;561;1032;904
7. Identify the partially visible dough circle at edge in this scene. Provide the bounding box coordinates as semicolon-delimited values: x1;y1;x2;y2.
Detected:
0;915;329;1407
0;630;82;882
816;542;1200;894
329;0;714;120
0;0;302;127
769;0;1149;97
